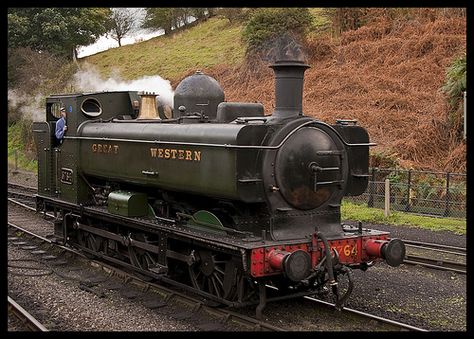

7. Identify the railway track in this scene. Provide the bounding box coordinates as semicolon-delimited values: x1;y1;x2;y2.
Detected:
8;191;431;332
297;291;428;332
7;219;284;331
402;240;466;274
8;296;49;331
403;255;466;274
9;182;466;276
8;182;37;193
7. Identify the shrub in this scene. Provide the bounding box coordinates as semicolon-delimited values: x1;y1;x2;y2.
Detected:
219;8;253;23
369;149;400;169
441;52;466;138
8;46;78;95
242;8;313;54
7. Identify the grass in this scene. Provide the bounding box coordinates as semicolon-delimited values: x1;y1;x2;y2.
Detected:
82;17;246;81
341;200;466;235
8;123;37;172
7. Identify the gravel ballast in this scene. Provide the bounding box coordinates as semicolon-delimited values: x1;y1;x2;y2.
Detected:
8;244;196;331
8;168;466;331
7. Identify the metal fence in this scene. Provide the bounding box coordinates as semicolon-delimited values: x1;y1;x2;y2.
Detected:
344;168;466;219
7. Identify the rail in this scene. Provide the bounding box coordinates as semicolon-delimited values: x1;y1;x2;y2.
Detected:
8;296;48;332
9;196;433;332
7;217;284;332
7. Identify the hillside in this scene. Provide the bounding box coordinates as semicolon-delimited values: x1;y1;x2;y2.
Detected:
82;16;466;172
83;18;245;80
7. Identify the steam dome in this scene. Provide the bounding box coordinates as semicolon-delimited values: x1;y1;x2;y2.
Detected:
173;71;225;120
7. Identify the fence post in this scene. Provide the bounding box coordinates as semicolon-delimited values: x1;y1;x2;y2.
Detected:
405;170;411;212
384;178;390;217
444;172;450;217
368;167;376;208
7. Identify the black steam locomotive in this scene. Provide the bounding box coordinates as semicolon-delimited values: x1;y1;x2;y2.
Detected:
33;59;405;318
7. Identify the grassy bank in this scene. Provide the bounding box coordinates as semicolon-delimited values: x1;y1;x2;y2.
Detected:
83;17;245;81
342;201;466;235
8;123;37;172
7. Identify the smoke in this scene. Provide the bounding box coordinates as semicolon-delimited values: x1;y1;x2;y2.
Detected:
8;64;175;122
8;89;45;122
271;33;308;63
258;32;308;64
73;63;174;107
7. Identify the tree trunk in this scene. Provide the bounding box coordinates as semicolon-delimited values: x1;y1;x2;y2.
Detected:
72;47;79;65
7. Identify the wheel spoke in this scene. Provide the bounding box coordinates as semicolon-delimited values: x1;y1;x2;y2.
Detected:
215;266;225;275
129;248;140;268
194;269;202;281
188;251;240;301
210;276;221;298
144;252;157;269
213;272;224;287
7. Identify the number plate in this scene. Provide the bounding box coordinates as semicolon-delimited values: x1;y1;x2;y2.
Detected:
60;168;73;185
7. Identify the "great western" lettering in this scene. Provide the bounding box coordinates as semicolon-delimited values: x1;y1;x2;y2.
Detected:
92;144;119;154
150;148;201;162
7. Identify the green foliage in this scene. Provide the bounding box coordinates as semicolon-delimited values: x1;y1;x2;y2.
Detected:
143;8;175;34
190;8;209;20
416;180;438;200
341;200;466;234
242;8;313;53
143;8;212;35
8;121;38;172
8;46;79;94
8;8;112;60
219;8;255;23
369;149;400;168
442;53;466;108
322;8;370;37
441;53;466;136
307;8;333;36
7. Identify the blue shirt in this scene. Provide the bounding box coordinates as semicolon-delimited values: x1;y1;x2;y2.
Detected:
55;116;66;140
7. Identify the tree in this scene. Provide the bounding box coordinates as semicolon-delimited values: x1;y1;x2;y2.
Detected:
143;8;175;35
8;8;112;61
324;8;369;37
191;8;207;21
142;8;210;35
108;8;141;47
220;8;244;23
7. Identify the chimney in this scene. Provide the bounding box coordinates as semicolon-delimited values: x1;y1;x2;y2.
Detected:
137;92;160;119
269;60;310;119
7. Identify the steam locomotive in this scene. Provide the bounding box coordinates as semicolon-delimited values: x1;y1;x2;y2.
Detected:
33;59;405;318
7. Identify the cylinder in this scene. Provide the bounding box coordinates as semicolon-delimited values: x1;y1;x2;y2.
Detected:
269;60;310;119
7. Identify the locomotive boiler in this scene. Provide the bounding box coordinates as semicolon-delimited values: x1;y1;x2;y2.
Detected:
33;58;405;318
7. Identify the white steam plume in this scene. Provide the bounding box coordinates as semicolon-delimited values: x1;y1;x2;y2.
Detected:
73;63;174;107
8;89;45;122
